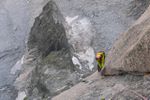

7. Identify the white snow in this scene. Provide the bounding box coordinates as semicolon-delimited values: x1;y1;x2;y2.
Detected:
66;16;95;71
16;91;26;100
10;60;22;75
72;56;82;70
76;47;95;70
21;55;25;64
10;55;25;75
66;16;78;24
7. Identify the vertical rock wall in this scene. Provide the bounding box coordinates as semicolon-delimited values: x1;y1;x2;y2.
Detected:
104;5;150;75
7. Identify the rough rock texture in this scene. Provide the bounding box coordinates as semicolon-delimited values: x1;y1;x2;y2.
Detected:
0;0;50;100
15;1;80;99
128;0;150;19
26;50;79;99
28;1;69;57
53;72;146;100
54;0;135;72
53;1;150;100
104;5;150;75
13;0;150;100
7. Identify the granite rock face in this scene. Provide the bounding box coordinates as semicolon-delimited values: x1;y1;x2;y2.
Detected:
104;5;150;75
14;0;150;100
128;0;150;19
28;0;69;57
15;1;79;99
0;0;50;100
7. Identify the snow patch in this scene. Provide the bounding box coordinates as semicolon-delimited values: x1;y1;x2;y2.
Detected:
66;16;95;71
66;16;78;24
76;47;95;70
10;55;24;75
16;91;26;100
21;55;25;64
72;56;82;70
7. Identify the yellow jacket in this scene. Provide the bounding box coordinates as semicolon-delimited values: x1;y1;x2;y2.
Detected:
96;52;105;69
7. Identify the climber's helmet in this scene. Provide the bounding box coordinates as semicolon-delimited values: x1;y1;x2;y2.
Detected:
96;53;102;60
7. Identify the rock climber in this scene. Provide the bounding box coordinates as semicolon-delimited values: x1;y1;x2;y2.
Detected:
96;51;105;74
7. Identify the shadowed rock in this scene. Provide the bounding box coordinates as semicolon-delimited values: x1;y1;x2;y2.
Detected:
28;0;69;57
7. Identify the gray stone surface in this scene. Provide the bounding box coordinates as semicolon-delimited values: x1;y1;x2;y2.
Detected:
52;72;145;100
0;0;50;100
54;0;136;72
0;0;149;100
28;1;68;57
18;1;79;99
104;5;150;75
127;0;150;19
54;0;135;53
